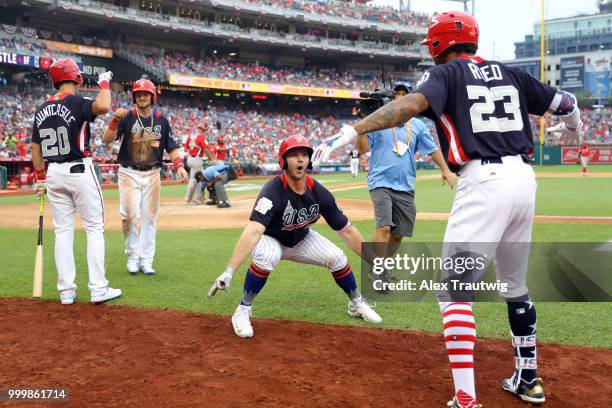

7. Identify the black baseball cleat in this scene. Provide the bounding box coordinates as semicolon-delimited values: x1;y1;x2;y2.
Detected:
217;202;231;208
502;377;545;405
206;200;218;205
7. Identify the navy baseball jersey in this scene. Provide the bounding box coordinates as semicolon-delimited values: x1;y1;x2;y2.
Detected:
116;110;178;167
250;174;349;247
31;92;96;163
415;55;557;172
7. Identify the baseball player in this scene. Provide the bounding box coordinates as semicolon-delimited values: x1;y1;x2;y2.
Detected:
102;79;188;275
17;166;34;189
213;136;229;165
30;59;121;305
578;142;590;176
313;11;583;407
348;149;360;177
184;123;214;204
208;135;381;338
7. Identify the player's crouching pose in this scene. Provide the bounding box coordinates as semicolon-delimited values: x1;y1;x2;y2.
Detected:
208;135;381;338
30;59;121;305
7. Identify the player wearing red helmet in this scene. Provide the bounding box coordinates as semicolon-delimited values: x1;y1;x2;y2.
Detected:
208;134;381;338
312;9;584;407
184;122;214;204
102;79;188;276
30;58;121;305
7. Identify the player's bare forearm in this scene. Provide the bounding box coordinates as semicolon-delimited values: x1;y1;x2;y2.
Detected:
168;148;181;162
228;221;266;271
338;224;364;257
102;128;118;144
430;150;455;189
92;89;111;115
205;149;214;161
31;143;44;170
353;93;430;135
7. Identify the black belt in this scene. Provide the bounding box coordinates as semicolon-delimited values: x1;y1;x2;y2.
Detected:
122;164;159;171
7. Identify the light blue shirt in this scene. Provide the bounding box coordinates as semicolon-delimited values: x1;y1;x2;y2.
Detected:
203;164;229;181
367;118;438;192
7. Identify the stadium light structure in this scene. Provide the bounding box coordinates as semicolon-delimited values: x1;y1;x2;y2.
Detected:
444;0;475;15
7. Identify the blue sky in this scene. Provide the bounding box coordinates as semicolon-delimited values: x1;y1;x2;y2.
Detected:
371;0;601;60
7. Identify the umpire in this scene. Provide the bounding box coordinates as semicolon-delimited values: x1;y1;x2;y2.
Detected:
195;164;232;208
357;82;453;260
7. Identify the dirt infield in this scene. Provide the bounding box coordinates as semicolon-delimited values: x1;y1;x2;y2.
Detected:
1;298;610;407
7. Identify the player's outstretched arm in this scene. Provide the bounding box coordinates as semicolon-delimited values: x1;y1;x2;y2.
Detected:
312;93;429;167
92;71;113;115
354;93;430;135
208;221;265;298
337;224;365;257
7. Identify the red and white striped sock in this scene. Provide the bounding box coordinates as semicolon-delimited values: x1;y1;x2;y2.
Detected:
441;302;478;408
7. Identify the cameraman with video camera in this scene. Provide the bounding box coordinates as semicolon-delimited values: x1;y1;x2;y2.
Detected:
355;82;453;281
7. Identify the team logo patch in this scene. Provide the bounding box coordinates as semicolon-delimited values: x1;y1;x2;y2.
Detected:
255;197;273;215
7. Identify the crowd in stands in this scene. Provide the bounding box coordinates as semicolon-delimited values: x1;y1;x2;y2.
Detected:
143;49;385;89
241;0;431;27
0;31;80;62
1;89;610;171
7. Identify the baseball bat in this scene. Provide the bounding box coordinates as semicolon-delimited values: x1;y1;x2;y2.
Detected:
33;195;44;298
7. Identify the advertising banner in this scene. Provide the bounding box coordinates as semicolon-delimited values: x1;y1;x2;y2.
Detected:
505;59;541;79
560;56;585;91
168;73;361;99
561;146;612;164
0;52;51;69
43;40;113;58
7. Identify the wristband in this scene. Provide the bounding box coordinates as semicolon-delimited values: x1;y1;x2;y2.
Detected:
35;169;46;181
99;80;110;90
108;117;119;131
173;157;184;168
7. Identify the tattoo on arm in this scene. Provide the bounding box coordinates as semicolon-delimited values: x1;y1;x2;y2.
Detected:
354;93;429;135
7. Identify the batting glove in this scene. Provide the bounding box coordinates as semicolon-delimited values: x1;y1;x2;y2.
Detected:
207;267;234;298
34;181;47;197
97;71;113;87
312;124;358;168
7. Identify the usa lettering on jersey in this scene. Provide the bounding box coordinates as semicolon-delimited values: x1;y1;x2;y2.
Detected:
281;200;320;231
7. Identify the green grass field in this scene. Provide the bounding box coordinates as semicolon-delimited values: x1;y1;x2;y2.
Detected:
1;167;611;348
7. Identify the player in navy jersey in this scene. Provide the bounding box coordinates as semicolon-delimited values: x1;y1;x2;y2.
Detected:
312;11;582;407
207;135;381;338
30;59;122;305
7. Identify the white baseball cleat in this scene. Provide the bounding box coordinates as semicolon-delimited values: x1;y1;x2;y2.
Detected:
127;258;139;274
140;265;156;276
59;289;76;305
348;298;382;324
232;305;254;338
91;287;122;304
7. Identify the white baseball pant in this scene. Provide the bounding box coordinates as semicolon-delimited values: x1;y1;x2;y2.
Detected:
46;157;108;292
118;166;161;268
185;156;204;202
440;155;536;301
251;229;348;273
350;158;359;177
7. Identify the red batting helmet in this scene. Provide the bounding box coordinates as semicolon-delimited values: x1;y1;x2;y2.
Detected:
420;11;479;58
278;134;313;170
132;79;157;104
48;59;83;89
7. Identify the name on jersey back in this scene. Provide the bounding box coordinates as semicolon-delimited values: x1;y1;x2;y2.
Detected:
35;103;76;128
467;63;503;83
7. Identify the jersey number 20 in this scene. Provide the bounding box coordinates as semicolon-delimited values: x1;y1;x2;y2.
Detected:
40;126;70;157
467;85;523;133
